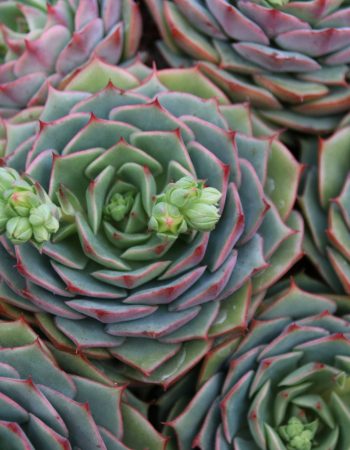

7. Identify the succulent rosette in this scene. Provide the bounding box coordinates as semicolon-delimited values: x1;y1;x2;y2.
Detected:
300;126;350;295
145;0;350;136
0;60;302;386
0;0;142;118
159;277;350;450
0;317;166;450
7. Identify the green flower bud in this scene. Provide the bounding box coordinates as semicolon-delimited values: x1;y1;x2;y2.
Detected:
6;216;32;244
8;190;40;216
150;177;222;236
29;204;60;243
200;187;222;205
279;417;318;450
149;202;187;236
0;167;20;195
164;177;201;208
289;435;312;450
184;202;221;232
286;418;304;439
105;192;135;222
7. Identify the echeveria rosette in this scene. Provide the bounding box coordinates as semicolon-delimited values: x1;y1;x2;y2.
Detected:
159;278;350;450
0;60;302;387
300;126;350;295
145;0;350;136
0;317;167;450
0;0;142;118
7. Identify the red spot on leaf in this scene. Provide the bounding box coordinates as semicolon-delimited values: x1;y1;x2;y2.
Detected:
123;275;134;289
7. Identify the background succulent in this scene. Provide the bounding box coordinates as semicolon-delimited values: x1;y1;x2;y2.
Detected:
0;59;302;387
0;0;142;118
300;126;350;295
145;0;350;136
157;276;350;450
0;317;167;450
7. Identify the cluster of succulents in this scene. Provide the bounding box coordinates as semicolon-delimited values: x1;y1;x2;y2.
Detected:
0;1;349;448
145;0;350;136
0;0;141;117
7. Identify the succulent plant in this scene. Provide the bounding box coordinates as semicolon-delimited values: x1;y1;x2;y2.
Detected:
0;60;303;387
0;0;142;118
300;126;350;295
158;277;350;450
0;317;167;449
145;0;350;136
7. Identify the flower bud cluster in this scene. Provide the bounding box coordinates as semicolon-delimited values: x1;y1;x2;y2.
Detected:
0;167;61;245
279;417;318;450
104;191;135;222
149;176;221;236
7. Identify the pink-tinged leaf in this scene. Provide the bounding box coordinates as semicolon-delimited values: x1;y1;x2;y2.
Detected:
296;333;350;365
0;280;40;314
66;299;157;324
75;0;98;30
260;109;340;135
221;370;254;443
55;317;124;349
169;251;237;311
93;260;170;289
327;247;350;294
174;0;225;39
293;88;350;116
124;266;206;305
163;1;219;63
51;262;126;299
101;0;122;33
237;1;310;38
206;0;268;44
0;377;68;436
165;301;220;343
56;19;104;76
281;0;343;23
0;392;28;422
122;402;168;450
254;73;328;104
253;211;304;294
25;282;82;319
40;385;107;450
16;4;46;31
46;0;73;29
75;213;130;271
0;60;16;84
14;26;71;77
110;338;180;375
0;421;35;450
217;234;267;300
26;414;72;450
324;44;350;65
276;28;350;58
122;0;142;60
318;126;350;207
106;306;200;338
198;62;282;109
15;245;73;298
234;43;320;72
160;232;209;280
0;73;46;107
319;6;350;28
93;22;123;65
168;373;223;450
238;159;268;245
